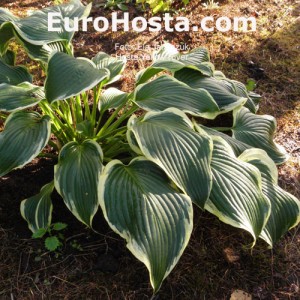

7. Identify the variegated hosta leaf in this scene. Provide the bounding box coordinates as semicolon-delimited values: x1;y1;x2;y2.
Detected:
195;124;251;156
205;137;271;244
134;75;221;119
99;158;193;292
0;8;19;23
0;23;14;54
175;69;247;113
128;108;213;208
20;182;54;233
0;59;32;84
136;46;213;85
99;88;128;113
1;24;70;62
152;43;179;60
178;47;210;66
214;76;259;113
213;70;226;80
0;23;71;64
0;49;16;65
239;149;300;247
136;59;184;85
136;60;214;84
0;1;90;61
45;52;109;103
0;0;91;45
232;107;288;164
0;111;51;176
248;91;261;107
16;38;70;63
230;79;259;113
54;140;103;226
92;52;126;85
0;82;44;112
153;42;210;64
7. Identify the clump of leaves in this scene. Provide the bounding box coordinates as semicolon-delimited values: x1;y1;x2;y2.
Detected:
138;0;191;13
95;0;130;11
0;0;299;294
202;0;219;9
32;222;68;252
100;0;191;14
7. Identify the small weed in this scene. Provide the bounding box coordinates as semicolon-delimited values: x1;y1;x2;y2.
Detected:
32;222;68;252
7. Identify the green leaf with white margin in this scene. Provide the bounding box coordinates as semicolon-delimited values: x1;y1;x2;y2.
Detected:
54;140;103;226
134;75;221;119
0;0;91;45
20;182;54;233
0;22;70;62
128;108;213;208
0;59;32;84
214;77;257;113
99;88;128;113
232;107;288;164
212;72;259;113
152;43;179;60
0;82;44;112
175;69;247;113
178;47;210;65
205;137;271;245
136;61;214;85
45;52;109;103
0;8;19;23
99;157;193;292
0;111;51;176
239;149;300;247
15;35;70;63
0;49;16;65
0;24;14;55
136;46;213;85
229;79;259;113
195;124;251;156
153;43;210;66
0;1;91;61
136;59;185;85
136;43;179;85
92;52;126;84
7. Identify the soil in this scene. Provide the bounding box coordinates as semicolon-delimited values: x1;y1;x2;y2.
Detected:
0;0;300;299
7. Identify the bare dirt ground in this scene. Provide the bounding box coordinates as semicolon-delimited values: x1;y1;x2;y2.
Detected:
0;0;299;299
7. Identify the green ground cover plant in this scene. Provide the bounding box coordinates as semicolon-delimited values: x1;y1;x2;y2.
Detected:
136;0;190;13
0;0;299;294
99;0;190;13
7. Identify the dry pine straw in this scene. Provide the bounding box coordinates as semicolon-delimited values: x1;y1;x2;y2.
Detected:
0;0;300;299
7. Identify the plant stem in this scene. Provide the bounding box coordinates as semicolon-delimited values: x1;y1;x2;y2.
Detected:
39;101;75;143
96;126;127;142
65;42;74;56
39;101;68;143
68;98;77;129
75;95;83;123
82;92;91;120
91;84;102;129
59;101;72;124
105;105;138;133
97;104;125;137
95;110;104;134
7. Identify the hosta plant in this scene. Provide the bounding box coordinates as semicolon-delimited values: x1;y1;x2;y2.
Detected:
1;0;300;294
